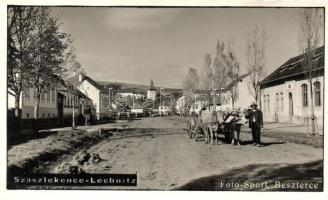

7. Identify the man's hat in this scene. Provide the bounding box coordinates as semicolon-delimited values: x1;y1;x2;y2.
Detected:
250;102;257;107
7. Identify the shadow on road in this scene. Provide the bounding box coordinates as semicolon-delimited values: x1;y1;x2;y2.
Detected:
8;130;58;148
106;128;184;141
191;137;286;147
174;159;323;191
239;140;286;146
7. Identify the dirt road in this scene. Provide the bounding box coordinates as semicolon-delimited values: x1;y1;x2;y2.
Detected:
51;117;323;190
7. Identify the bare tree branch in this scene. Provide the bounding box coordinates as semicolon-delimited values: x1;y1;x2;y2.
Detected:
298;8;324;135
245;26;267;104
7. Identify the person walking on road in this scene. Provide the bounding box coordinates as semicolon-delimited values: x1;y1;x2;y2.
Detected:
247;102;263;147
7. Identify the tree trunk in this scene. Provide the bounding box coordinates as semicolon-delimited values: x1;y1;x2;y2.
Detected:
33;93;40;135
14;95;20;118
72;94;76;129
309;75;316;134
255;91;258;105
307;48;316;135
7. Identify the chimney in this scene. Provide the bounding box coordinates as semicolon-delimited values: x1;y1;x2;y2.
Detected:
78;73;84;83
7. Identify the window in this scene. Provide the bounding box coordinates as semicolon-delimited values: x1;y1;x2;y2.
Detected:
263;95;266;112
314;81;321;106
280;92;284;110
41;93;46;104
49;91;52;105
26;113;29;118
52;90;56;103
24;89;30;105
75;97;78;108
267;95;270;113
275;93;279;110
301;84;308;107
45;91;50;105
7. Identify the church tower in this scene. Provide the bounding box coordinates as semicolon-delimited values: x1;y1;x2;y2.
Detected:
147;79;156;100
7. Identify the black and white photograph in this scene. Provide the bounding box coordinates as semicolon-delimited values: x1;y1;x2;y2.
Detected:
3;0;326;196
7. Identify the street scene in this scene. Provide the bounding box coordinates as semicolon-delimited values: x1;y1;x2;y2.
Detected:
7;6;324;191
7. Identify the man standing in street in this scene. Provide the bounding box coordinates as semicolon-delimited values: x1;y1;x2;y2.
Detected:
247;102;263;147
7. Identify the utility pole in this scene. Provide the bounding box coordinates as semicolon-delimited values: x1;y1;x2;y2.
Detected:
160;88;164;116
194;93;199;114
212;58;216;111
132;95;137;118
69;68;76;130
108;87;112;119
72;92;76;129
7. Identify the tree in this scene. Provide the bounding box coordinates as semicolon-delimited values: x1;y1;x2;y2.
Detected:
298;8;323;135
63;43;89;129
182;67;200;92
7;7;39;118
25;7;70;134
213;39;228;91
65;52;82;129
212;39;229;107
63;45;85;79
225;41;240;109
245;26;267;106
200;54;212;91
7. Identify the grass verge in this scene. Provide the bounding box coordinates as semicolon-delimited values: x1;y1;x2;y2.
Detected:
7;129;108;174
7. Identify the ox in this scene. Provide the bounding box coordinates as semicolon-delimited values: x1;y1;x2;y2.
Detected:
223;110;247;145
186;112;199;139
197;110;225;144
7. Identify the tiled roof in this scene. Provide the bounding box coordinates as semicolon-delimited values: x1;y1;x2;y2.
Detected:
60;80;92;100
225;71;253;90
260;45;324;86
68;73;108;93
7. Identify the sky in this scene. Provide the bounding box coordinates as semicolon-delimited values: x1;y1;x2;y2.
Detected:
52;7;324;89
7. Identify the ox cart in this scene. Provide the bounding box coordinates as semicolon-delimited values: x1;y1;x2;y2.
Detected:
186;109;247;145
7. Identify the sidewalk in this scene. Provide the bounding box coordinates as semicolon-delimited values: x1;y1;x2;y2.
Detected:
260;122;324;135
241;122;323;148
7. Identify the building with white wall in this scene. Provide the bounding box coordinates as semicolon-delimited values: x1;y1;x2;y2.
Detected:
117;92;145;100
20;87;59;120
221;72;256;111
175;95;189;114
260;46;324;126
8;79;93;128
69;73;110;120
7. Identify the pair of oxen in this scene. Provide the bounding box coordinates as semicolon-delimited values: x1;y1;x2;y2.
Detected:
186;109;248;145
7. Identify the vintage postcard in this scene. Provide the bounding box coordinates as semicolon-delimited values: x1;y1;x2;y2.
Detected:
3;0;326;198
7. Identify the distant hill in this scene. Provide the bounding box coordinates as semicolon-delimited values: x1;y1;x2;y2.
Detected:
98;81;183;96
